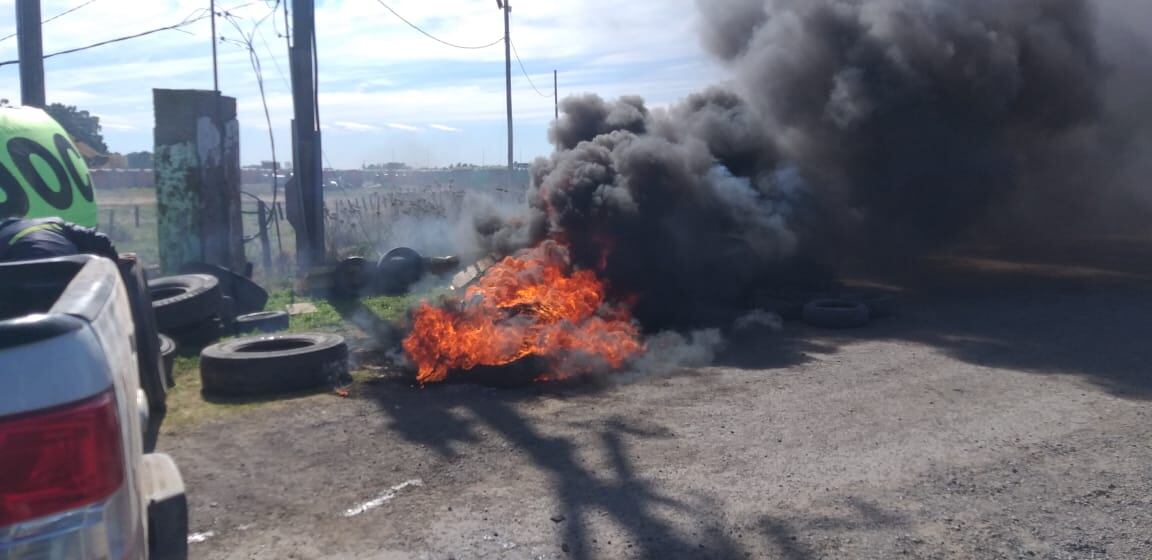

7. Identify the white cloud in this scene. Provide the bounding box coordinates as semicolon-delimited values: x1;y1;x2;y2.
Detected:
0;0;724;166
333;121;380;132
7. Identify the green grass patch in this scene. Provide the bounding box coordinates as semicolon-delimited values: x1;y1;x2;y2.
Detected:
160;291;419;433
263;290;416;332
160;356;297;433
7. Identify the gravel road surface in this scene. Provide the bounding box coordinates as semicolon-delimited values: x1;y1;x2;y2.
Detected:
165;242;1152;559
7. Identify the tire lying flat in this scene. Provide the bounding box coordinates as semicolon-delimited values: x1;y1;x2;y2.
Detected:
149;274;222;331
200;333;348;397
234;311;290;334
842;290;898;318
802;299;870;329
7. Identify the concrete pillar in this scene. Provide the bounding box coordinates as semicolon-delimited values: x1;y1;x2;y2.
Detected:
152;89;245;273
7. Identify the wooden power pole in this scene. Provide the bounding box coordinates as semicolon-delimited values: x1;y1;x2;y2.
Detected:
500;0;513;185
15;0;46;107
288;0;325;269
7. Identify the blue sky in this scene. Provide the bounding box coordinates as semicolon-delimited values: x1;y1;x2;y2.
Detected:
0;0;726;168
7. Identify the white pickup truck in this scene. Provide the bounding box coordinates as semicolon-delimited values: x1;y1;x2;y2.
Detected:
0;255;187;559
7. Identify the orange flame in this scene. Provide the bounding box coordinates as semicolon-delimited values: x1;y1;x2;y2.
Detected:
403;241;643;384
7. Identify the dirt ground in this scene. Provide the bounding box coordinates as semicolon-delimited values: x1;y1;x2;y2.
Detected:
163;239;1152;559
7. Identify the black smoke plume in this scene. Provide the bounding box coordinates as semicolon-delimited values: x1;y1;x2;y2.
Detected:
477;0;1149;328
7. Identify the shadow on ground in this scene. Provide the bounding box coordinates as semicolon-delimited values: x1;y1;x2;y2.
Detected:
757;498;911;560
720;236;1152;401
345;237;1150;557
363;376;748;559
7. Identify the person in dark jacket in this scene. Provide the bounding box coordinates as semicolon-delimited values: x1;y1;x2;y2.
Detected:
0;215;165;439
0;216;121;263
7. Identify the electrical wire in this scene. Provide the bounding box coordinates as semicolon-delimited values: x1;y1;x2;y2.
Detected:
372;0;503;50
282;0;290;49
509;40;552;98
221;5;286;256
0;21;202;67
255;21;290;90
0;1;261;68
0;0;99;42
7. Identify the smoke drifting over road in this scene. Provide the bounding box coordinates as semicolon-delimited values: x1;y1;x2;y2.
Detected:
476;0;1150;328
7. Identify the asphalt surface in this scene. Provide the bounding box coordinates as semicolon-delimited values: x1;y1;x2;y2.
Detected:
165;240;1152;559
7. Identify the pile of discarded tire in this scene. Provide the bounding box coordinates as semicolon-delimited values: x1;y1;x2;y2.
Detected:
331;247;460;299
756;288;898;329
148;262;279;352
199;333;349;398
149;273;228;349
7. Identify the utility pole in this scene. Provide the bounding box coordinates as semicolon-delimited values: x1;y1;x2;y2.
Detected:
15;0;46;107
288;0;324;269
210;0;219;92
499;0;513;185
553;69;559;151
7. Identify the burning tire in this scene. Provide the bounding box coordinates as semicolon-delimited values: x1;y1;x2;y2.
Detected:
235;311;290;334
159;334;177;387
200;333;348;397
802;299;870;329
149;274;222;331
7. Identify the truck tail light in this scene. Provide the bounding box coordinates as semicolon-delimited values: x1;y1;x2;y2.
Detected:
0;390;125;527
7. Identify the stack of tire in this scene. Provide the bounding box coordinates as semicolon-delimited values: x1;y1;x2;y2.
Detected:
149;274;228;350
331;247;467;300
149;263;283;351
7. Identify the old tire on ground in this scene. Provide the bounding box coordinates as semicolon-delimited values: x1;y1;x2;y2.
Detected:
219;295;237;325
843;290;898;318
235;311;290;334
333;256;371;298
118;259;168;452
159;334;177;387
754;296;806;321
802;299;870;329
149;274;222;331
377;247;425;295
165;317;224;352
200;333;348;397
180;261;269;315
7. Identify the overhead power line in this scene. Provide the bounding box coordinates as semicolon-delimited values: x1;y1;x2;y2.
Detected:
0;1;261;68
220;4;286;255
373;0;503;50
510;40;551;98
0;0;99;42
